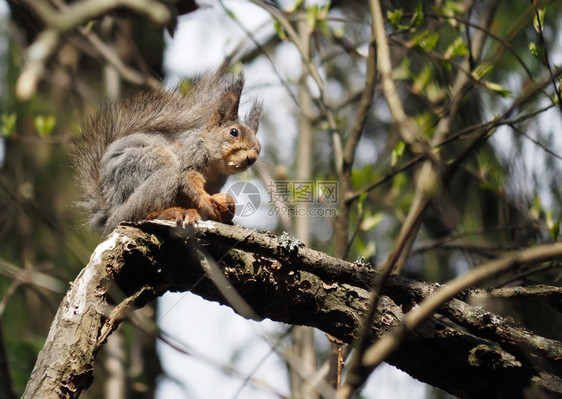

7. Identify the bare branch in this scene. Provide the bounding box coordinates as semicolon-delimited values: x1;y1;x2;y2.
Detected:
15;0;170;100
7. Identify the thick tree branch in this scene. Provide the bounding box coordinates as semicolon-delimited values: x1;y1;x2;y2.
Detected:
23;221;562;398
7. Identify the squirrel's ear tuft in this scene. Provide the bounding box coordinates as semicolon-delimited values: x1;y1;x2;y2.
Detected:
246;100;262;133
209;77;244;127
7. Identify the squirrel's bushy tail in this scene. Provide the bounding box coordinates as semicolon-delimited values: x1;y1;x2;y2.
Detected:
72;69;250;231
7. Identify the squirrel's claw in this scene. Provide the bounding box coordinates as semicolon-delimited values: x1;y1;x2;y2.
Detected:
149;207;201;227
147;193;235;229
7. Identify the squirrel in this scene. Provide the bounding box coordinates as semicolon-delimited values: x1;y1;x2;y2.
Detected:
73;69;262;234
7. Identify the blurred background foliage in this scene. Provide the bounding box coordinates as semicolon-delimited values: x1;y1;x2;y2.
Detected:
1;0;561;398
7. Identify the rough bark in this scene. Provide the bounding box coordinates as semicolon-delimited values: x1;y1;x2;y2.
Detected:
23;220;562;398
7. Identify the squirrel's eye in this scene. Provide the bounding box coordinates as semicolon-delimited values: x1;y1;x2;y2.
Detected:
230;128;239;137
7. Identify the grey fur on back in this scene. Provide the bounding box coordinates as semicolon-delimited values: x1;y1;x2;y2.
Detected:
73;69;259;232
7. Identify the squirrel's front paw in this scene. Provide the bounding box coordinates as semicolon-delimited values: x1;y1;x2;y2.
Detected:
198;193;235;224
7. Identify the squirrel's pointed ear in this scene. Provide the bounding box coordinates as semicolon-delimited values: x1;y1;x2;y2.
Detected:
246;100;262;133
209;78;243;127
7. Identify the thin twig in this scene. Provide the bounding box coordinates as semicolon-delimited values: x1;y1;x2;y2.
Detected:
510;124;562;161
354;242;562;386
341;1;437;394
530;1;562;110
341;1;502;395
217;1;300;107
345;155;425;203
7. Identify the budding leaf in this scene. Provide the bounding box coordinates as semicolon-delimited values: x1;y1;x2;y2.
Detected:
387;8;404;28
443;36;468;59
34;115;56;137
391;141;406;167
357;238;376;259
412;31;439;52
306;5;318;33
533;7;546;33
388;3;423;31
550;220;560;241
1;113;17;137
471;62;494;80
529;42;547;65
360;212;384;232
273;19;287;41
482;81;511;97
411;2;424;29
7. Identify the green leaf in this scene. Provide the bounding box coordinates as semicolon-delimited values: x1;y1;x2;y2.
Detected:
530;193;542;220
411;2;424;29
358;192;367;212
177;78;194;95
442;0;465;17
392;173;408;192
533;7;546;33
360;211;384;231
443;36;468;59
412;31;439;52
306;5;318;33
426;82;446;103
528;42;540;58
273;19;287;41
529;42;547;65
393;57;412;80
414;112;435;136
476;149;504;191
1;113;17;137
471;62;494;80
351;164;375;189
550;220;560;241
482;80;511;97
34;115;56;137
72;123;82;135
387;8;404;28
317;4;330;37
356;238;376;259
412;64;432;93
228;62;244;77
391;141;406;167
388;3;423;31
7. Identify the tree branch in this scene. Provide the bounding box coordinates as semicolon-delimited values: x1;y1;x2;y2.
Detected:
15;0;169;100
22;221;562;398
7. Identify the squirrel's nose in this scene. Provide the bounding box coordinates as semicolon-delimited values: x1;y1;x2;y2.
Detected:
245;151;258;166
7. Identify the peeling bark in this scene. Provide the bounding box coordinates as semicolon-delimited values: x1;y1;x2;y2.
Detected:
23;221;562;398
